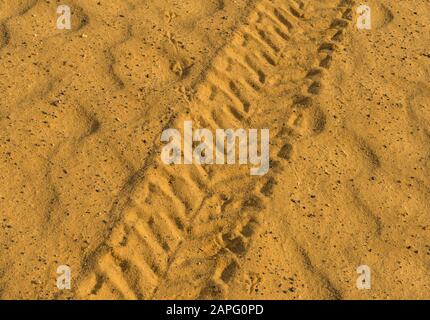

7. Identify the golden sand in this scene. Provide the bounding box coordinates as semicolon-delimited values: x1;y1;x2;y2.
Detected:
0;0;429;299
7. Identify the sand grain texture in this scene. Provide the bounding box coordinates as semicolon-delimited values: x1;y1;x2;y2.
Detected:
0;0;429;299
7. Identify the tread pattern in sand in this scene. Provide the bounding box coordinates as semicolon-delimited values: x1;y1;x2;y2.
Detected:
75;0;356;300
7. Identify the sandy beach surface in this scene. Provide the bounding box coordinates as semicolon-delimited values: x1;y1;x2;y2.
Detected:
0;0;429;299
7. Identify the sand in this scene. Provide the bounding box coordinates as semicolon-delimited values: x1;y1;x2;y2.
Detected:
0;0;429;300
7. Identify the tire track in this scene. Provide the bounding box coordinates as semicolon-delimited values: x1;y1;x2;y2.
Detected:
73;0;356;300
